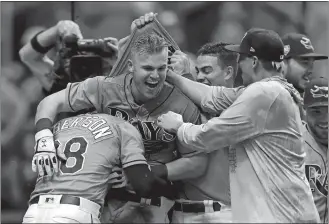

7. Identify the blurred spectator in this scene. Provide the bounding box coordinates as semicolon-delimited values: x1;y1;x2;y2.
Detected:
1;75;29;148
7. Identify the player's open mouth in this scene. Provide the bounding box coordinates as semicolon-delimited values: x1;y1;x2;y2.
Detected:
317;124;328;129
145;81;159;89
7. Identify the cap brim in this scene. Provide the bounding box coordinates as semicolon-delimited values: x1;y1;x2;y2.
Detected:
296;53;328;60
224;44;246;54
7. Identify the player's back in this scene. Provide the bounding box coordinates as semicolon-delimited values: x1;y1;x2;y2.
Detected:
31;114;126;206
230;81;320;222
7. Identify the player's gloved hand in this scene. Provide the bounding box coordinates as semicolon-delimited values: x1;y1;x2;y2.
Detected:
130;12;158;33
157;112;184;134
32;129;66;177
108;166;128;188
56;20;83;40
169;50;190;75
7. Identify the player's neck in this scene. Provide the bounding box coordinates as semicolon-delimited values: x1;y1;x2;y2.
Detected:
130;80;146;105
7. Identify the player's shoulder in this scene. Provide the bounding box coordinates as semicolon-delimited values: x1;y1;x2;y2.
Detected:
165;81;198;107
243;79;290;104
103;73;128;88
96;113;126;125
165;81;199;109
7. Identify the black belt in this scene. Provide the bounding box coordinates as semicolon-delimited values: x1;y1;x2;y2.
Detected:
108;188;161;207
173;201;221;213
30;195;81;206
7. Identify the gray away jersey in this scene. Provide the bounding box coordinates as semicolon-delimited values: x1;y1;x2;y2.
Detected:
31;114;147;206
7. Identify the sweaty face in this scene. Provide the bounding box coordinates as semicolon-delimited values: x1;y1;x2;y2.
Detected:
196;55;226;86
286;58;314;93
131;48;168;104
238;54;257;86
306;106;328;145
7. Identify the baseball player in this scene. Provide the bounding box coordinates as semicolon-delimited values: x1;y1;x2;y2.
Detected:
195;42;238;87
151;42;239;223
158;28;320;222
281;33;328;120
24;113;177;223
302;76;328;223
32;12;206;223
282;33;328;94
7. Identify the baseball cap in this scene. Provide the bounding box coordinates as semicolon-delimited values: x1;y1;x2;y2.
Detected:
304;76;328;108
282;33;328;60
224;28;284;62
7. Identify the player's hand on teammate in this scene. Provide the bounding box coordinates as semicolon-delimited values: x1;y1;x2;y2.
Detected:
157;111;184;134
108;166;128;188
56;20;83;40
131;12;158;33
169;50;191;75
32;129;67;177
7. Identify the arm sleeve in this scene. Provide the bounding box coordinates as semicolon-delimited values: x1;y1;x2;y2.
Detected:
178;83;272;154
201;86;245;114
64;76;104;112
118;122;148;168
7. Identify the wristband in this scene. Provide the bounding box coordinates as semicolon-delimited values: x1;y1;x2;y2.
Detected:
35;118;53;133
35;129;53;142
30;31;54;54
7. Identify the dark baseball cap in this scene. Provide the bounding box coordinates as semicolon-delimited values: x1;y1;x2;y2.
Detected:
224;28;284;62
304;76;328;108
282;33;328;60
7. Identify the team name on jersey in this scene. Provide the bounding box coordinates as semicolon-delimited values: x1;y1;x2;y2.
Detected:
53;116;113;140
305;164;328;197
108;107;176;142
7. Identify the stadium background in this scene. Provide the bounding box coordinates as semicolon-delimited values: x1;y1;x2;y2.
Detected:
1;1;328;223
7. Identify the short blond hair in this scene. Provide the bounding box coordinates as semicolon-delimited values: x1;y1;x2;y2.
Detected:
131;31;168;56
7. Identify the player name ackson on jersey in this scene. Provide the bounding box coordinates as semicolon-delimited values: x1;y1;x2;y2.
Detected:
53;116;113;140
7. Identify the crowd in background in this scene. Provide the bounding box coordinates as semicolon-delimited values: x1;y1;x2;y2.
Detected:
1;1;328;218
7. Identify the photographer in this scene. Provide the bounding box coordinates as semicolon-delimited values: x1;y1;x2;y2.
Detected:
19;20;119;96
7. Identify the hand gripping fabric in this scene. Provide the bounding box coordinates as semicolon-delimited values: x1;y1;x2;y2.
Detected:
108;17;180;78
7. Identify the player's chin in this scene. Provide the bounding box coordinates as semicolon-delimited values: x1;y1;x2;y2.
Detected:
298;81;307;90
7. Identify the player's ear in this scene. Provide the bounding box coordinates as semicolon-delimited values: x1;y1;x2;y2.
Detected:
224;66;234;81
252;56;258;69
128;59;134;73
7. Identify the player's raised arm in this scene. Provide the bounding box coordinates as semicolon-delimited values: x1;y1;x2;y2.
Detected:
166;69;211;107
167;69;244;114
158;83;271;153
19;20;83;91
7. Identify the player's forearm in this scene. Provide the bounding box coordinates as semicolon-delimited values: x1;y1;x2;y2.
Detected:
35;90;71;131
166;154;208;181
125;164;178;199
166;70;211;107
19;26;57;63
19;27;57;91
177;115;258;153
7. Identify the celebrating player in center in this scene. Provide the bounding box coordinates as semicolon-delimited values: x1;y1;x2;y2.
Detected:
33;12;205;223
